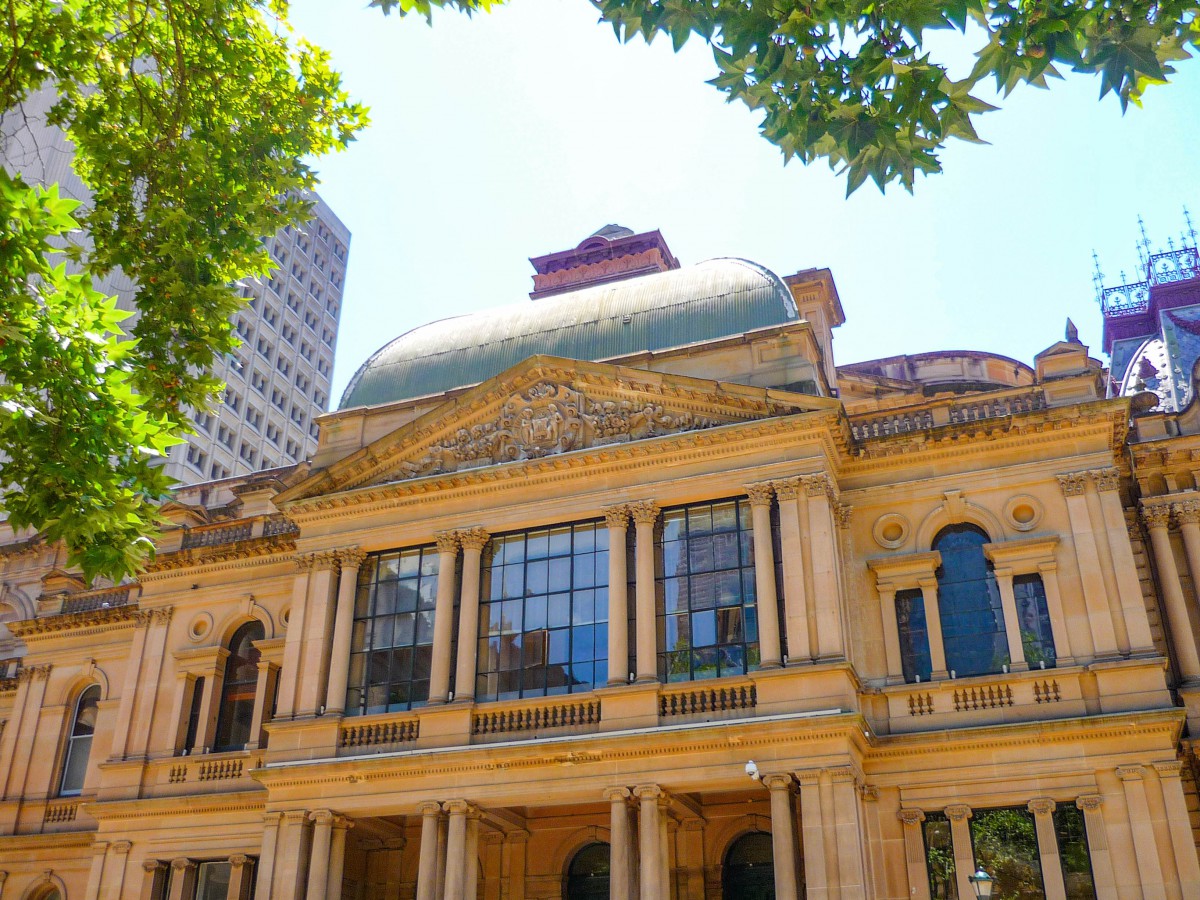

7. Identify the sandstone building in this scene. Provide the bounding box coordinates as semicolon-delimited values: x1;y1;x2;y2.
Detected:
2;226;1200;900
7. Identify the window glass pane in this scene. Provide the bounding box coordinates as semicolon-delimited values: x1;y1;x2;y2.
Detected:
970;807;1045;898
896;589;933;683
934;525;1009;677
212;621;266;752
1054;803;1098;900
196;861;233;900
1014;575;1057;668
923;812;958;899
346;544;442;715
476;519;610;701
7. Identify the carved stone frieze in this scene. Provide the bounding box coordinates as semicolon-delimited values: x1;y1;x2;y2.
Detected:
400;380;722;479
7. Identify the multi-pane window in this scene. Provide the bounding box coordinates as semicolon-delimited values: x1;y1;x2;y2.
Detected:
476;521;609;701
1053;803;1098;899
934;525;1008;678
922;812;957;899
213;621;264;752
347;546;442;715
656;498;780;682
896;588;933;683
1014;575;1056;668
59;684;100;795
969;807;1045;898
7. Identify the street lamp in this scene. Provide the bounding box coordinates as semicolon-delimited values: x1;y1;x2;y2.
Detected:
967;868;994;899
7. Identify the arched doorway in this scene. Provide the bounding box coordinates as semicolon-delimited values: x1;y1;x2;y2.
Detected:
565;842;610;900
723;832;775;900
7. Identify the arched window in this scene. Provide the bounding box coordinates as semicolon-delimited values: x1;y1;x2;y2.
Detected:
933;524;1007;677
60;684;100;796
213;621;264;752
565;842;610;900
722;832;776;900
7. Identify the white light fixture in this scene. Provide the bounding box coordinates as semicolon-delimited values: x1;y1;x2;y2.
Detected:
745;760;760;781
968;868;994;899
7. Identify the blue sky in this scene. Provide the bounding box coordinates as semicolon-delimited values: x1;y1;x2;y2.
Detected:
286;2;1200;406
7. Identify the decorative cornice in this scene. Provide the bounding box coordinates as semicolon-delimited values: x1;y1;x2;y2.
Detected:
628;501;661;526
10;604;138;638
148;534;298;573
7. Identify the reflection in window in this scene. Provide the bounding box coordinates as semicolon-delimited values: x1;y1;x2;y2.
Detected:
195;861;232;900
969;807;1045;898
183;676;205;752
922;811;958;899
656;498;782;682
60;684;101;795
565;842;610;900
213;621;264;751
1053;803;1097;899
347;545;442;715
477;522;609;701
1014;575;1056;668
896;588;933;683
934;525;1008;677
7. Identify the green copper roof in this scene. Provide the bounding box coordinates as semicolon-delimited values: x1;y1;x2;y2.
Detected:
340;258;799;409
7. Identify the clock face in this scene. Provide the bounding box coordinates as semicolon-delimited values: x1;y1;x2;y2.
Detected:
1119;336;1173;409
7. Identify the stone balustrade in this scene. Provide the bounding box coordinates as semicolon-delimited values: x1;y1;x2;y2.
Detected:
473;696;601;739
339;715;420;754
658;680;756;719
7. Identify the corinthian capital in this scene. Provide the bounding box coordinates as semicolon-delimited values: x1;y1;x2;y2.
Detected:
1174;500;1200;526
1141;503;1172;530
456;527;490;552
434;531;460;555
338;547;368;569
1056;472;1089;497
744;482;775;507
628;501;661;526
772;477;801;501
603;504;630;529
1089;467;1121;492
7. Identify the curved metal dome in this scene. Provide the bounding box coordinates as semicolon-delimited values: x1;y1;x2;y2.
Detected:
340;258;799;409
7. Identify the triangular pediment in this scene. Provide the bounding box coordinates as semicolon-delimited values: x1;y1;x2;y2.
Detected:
282;355;836;503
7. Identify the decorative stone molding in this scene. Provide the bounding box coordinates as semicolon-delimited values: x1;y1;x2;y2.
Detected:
16;664;51;683
416;800;442;816
773;477;801;501
1090;467;1122;492
794;769;822;786
435;531;460;555
872;513;910;549
338;547;368;569
1075;794;1103;812
171;858;194;872
860;785;879;802
10;604;137;637
228;854;250;868
745;482;775;507
897;809;926;826
142;860;164;873
111;841;132;855
628;501;661;526
944;804;972;822
294;552;317;572
799;473;836;499
1026;798;1056;816
1152;760;1184;778
835;503;853;529
1056;473;1090;497
603;786;631;802
1174;501;1200;526
1116;765;1146;782
603;505;630;529
827;765;860;785
761;773;794;792
1003;495;1044;532
456;527;490;552
309;809;335;825
1141;504;1172;530
632;784;663;800
443;799;471;815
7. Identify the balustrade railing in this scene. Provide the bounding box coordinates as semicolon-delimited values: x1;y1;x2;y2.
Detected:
181;522;254;550
62;586;134;614
659;682;756;718
948;391;1046;424
953;684;1014;712
850;410;934;440
851;390;1047;441
43;799;79;825
262;514;299;538
473;698;600;737
339;716;420;752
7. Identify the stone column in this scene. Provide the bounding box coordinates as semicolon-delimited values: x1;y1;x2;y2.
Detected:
436;815;448;900
801;474;845;659
443;801;470;900
1027;799;1067;900
0;664;50;801
604;506;631;686
298;552;340;717
127;607;174;757
774;478;812;662
606;788;633;900
635;785;664;900
248;658;280;749
898;810;931;900
504;831;528;900
1152;761;1200;895
763;775;799;900
109;612;150;760
307;810;335;900
747;483;783;668
254;812;281;900
226;855;254;900
325;548;366;715
875;584;905;683
191;651;229;754
919;579;949;679
658;799;671;900
1057;473;1119;657
1075;795;1117;900
991;568;1029;670
679;818;704;900
1117;766;1167;900
1175;500;1200;605
830;767;867;899
84;841;109;900
429;533;460;704
1092;469;1155;650
630;502;661;684
796;770;829;900
1143;505;1200;680
463;812;481;900
1037;561;1074;665
276;553;314;719
166;859;196;900
454;528;490;703
140;861;168;900
416;802;443;900
327;816;353;900
944;805;975;900
102;840;132;900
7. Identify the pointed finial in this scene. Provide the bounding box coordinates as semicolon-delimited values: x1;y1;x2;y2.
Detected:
1184;206;1196;247
1066;318;1080;344
1137;215;1150;270
1092;250;1106;306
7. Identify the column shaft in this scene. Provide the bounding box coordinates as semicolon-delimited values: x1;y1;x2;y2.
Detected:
276;559;312;718
607;789;632;900
1059;481;1119;656
1177;516;1200;605
748;486;783;668
254;813;281;900
993;569;1029;670
898;812;931;900
429;535;460;704
805;479;845;658
1117;767;1167;900
774;482;812;661
830;771;867;899
764;776;799;900
1028;800;1067;900
605;508;630;686
109;618;149;760
307;811;334;900
1095;476;1154;649
416;804;442;900
297;559;338;716
877;587;904;683
919;580;948;678
1153;763;1200;896
1037;562;1074;664
454;530;490;702
443;803;469;900
1145;513;1200;678
632;503;660;683
944;806;974;900
636;786;664;900
797;773;829;900
248;662;279;748
325;552;364;714
327;819;350;900
128;610;172;757
1076;796;1118;900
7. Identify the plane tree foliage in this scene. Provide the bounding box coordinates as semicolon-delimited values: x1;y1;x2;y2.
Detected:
1;0;366;581
378;0;1199;194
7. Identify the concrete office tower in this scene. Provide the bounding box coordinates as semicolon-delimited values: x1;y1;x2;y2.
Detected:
2;85;351;486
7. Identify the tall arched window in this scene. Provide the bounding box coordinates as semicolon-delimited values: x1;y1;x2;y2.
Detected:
722;832;776;900
60;684;100;796
565;842;610;900
213;621;265;752
933;524;1008;677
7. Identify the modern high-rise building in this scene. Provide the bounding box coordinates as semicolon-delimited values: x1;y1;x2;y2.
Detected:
1;85;351;487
